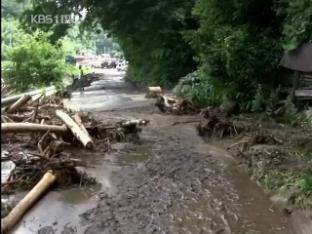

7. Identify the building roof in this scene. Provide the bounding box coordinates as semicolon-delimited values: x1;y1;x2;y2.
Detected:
279;43;312;72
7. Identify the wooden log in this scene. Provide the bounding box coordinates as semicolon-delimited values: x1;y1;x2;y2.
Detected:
73;114;95;147
1;171;57;233
121;119;149;127
5;113;30;122
1;123;68;134
2;115;14;123
295;89;312;100
56;110;93;149
145;86;162;98
6;95;32;114
148;86;162;92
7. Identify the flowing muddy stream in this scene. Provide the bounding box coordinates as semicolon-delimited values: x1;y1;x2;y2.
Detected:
2;69;303;233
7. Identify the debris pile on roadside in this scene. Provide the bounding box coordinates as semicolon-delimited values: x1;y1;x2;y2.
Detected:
60;73;102;98
197;107;241;138
70;73;102;91
1;94;149;192
1;93;150;233
227;128;312;210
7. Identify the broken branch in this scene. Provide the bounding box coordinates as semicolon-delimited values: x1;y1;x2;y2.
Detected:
56;110;93;149
1;171;57;233
2;123;68;134
6;95;32;114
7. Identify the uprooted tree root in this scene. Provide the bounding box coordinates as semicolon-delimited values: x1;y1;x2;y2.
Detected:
197;111;239;139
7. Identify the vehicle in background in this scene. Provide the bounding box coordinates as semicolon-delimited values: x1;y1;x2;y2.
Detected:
116;60;128;71
101;59;117;69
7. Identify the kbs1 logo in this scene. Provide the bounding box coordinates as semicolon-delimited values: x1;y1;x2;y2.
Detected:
31;14;79;24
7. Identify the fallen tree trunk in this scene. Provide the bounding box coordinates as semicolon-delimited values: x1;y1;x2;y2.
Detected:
73;114;95;147
6;95;32;114
121;119;149;127
1;123;68;134
145;86;162;98
1;171;57;233
73;114;90;136
56;110;93;149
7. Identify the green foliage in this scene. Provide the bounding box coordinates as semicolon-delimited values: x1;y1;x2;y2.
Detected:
1;0;32;18
251;85;269;112
22;0;198;87
1;19;31;59
174;71;223;107
298;170;312;193
186;0;284;109
303;108;312;128
251;85;283;114
273;97;299;125
181;0;310;109
276;0;312;51
294;107;312;129
3;31;78;92
11;0;312;109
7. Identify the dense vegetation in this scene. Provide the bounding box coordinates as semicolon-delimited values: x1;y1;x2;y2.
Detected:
1;1;120;92
3;31;78;91
1;0;311;212
19;0;312;108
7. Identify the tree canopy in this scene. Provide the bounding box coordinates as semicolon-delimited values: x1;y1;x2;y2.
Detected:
11;0;312;107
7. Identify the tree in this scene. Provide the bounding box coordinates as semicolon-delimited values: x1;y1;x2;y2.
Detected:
3;31;78;91
13;0;312;107
20;0;198;87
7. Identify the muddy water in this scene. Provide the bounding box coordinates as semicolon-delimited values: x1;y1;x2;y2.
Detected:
2;69;299;233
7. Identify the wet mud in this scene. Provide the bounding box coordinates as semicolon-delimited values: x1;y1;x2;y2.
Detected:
2;69;307;233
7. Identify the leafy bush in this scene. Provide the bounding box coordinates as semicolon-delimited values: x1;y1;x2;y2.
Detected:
297;107;312;128
273;97;299;125
19;0;312;108
1;19;31;60
174;71;223;107
3;31;78;92
275;0;312;51
23;0;198;88
186;0;284;109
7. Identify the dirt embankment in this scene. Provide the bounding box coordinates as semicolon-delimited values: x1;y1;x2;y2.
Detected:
224;115;312;211
179;102;312;212
74;106;295;234
156;96;311;212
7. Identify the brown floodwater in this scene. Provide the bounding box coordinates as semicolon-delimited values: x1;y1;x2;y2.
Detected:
2;69;309;234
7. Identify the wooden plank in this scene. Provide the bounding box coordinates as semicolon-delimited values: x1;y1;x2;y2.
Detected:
1;171;57;233
295;89;312;100
56;110;93;149
2;123;68;134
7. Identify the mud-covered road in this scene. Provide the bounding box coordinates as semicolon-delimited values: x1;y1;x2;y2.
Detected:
9;69;301;233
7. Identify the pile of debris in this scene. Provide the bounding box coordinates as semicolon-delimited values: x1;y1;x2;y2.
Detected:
155;95;200;115
71;73;101;90
197;107;240;139
62;73;102;98
1;85;15;98
1;94;149;191
1;93;149;233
